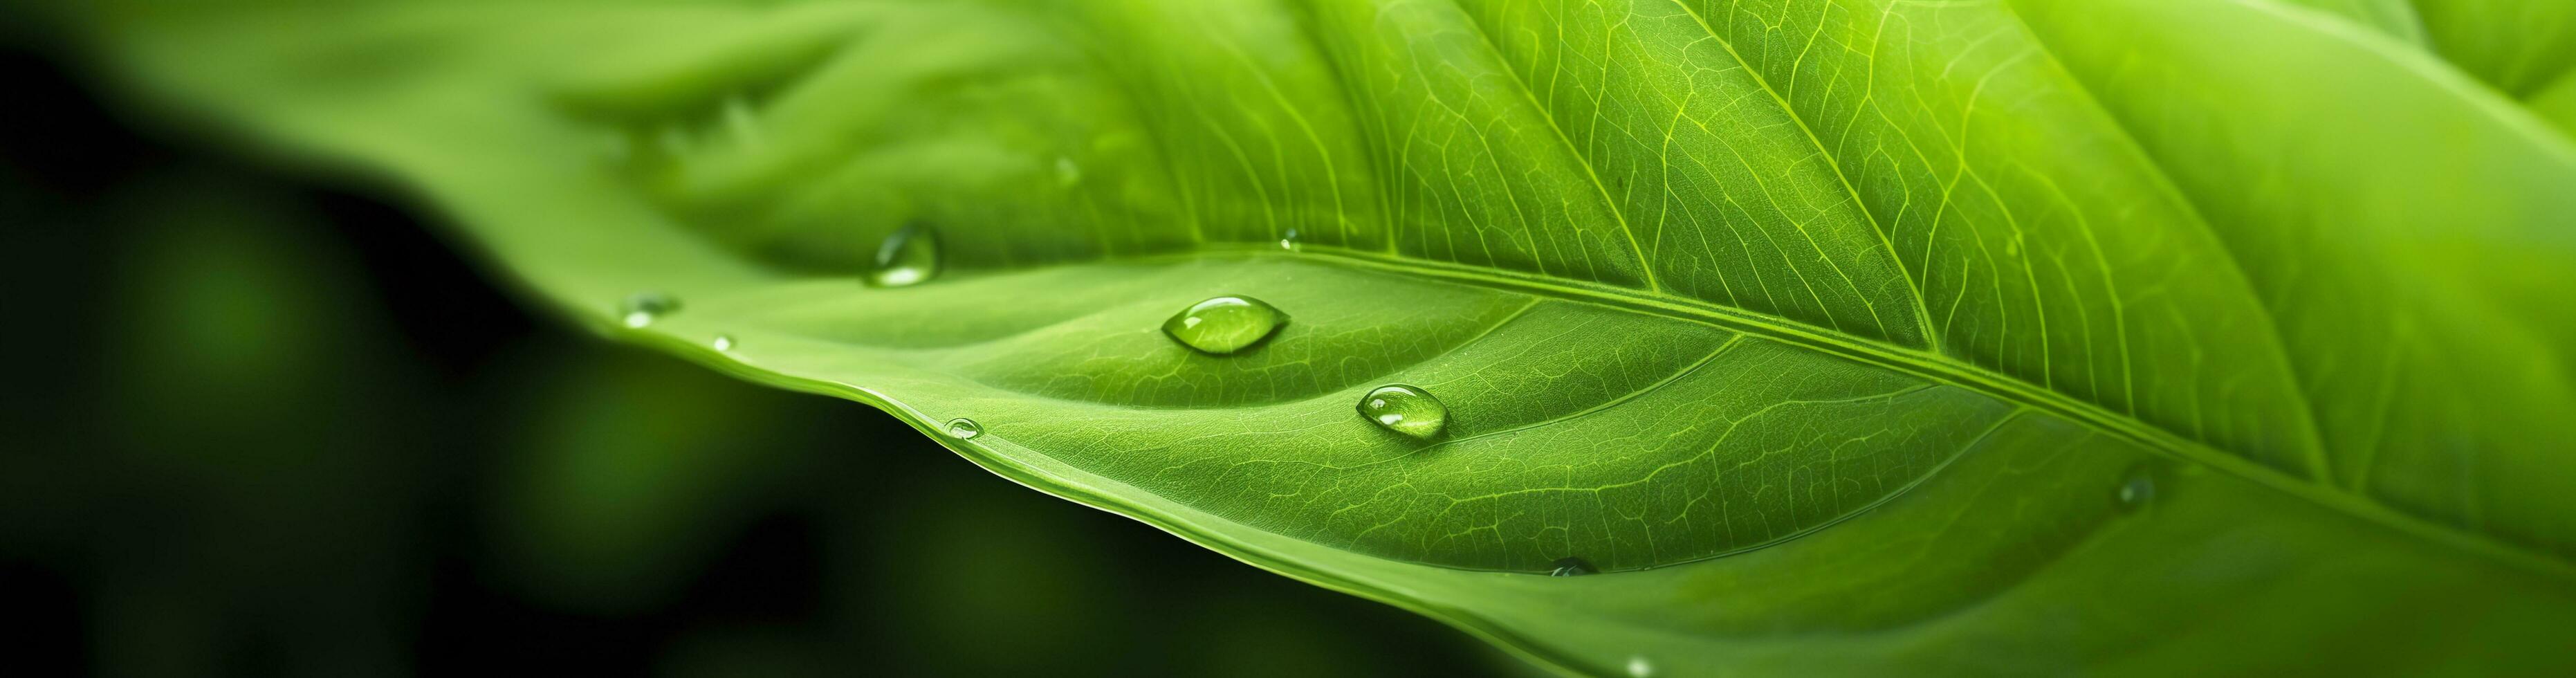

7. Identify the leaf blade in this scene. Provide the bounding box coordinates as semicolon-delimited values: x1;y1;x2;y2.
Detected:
78;0;2576;674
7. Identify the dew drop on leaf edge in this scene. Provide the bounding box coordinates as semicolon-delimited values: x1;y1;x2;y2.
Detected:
1626;656;1654;678
1161;295;1289;355
1549;556;1597;577
711;334;735;351
944;418;982;440
866;222;941;288
1357;384;1447;439
618;291;679;329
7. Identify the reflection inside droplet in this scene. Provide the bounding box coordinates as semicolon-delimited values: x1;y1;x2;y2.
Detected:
1357;384;1448;439
617;291;679;329
1161;295;1289;355
866;222;941;288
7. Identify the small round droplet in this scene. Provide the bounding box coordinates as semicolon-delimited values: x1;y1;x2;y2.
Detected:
1626;656;1654;678
1161;295;1289;355
712;334;736;351
1549;557;1597;577
1357;384;1447;439
2115;464;2158;511
1279;228;1300;250
944;418;982;440
618;291;680;329
866;222;941;288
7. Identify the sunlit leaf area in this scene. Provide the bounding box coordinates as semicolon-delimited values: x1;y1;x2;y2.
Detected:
9;0;2576;675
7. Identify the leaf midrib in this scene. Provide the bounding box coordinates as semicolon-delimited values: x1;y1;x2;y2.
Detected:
1078;0;2569;577
1094;242;2576;580
656;0;2566;576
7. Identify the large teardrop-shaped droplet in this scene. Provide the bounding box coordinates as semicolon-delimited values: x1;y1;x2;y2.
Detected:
1161;295;1288;355
865;223;941;288
618;291;680;329
1357;384;1447;439
944;418;983;440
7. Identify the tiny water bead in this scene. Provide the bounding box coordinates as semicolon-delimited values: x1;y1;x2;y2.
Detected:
1549;557;1597;577
1161;295;1289;355
944;418;983;440
1357;384;1448;439
1626;656;1655;678
2115;464;2159;511
1278;228;1300;250
618;291;680;329
865;222;941;288
711;334;736;352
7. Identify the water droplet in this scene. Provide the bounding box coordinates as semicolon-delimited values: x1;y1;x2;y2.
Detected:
1626;656;1655;678
2115;464;2158;511
944;418;982;440
1279;228;1300;250
866;222;941;288
618;291;680;329
1357;384;1447;439
1549;557;1597;577
712;334;736;351
1054;156;1083;187
1161;295;1288;355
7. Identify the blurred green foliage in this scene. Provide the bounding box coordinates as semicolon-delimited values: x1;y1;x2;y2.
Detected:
0;38;1506;677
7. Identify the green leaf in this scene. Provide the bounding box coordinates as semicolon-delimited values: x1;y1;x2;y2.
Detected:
80;0;2576;674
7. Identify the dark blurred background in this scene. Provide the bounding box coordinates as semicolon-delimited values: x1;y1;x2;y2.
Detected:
0;24;1511;677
